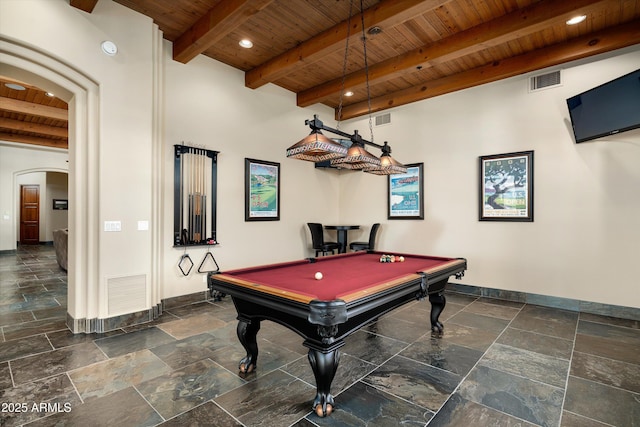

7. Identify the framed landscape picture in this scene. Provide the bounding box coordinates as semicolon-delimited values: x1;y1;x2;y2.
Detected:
245;158;280;221
52;199;68;210
388;163;424;220
479;150;534;222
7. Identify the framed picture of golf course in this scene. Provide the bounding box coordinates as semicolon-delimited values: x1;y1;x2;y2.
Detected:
388;163;424;220
245;158;280;221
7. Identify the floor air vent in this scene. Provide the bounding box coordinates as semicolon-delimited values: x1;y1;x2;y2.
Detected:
530;70;561;92
107;274;147;315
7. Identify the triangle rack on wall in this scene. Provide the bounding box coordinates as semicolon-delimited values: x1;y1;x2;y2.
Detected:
197;251;220;274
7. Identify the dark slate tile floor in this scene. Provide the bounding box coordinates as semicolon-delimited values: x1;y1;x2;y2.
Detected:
1;245;639;426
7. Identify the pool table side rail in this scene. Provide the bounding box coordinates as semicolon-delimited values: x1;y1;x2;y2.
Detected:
216;258;316;276
336;258;466;303
210;274;317;304
209;275;315;325
337;274;423;303
419;258;467;276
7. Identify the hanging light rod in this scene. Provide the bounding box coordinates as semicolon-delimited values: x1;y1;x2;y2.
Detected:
305;114;381;149
287;114;407;175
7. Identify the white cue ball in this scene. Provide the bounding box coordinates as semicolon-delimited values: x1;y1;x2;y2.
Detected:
315;272;323;280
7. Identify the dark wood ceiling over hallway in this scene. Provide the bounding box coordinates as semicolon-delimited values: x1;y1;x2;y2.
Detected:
0;77;69;149
2;0;639;149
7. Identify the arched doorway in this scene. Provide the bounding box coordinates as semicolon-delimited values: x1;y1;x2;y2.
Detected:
1;37;100;333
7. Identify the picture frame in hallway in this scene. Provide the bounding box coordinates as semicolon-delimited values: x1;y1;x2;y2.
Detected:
52;199;68;210
388;163;424;220
245;158;280;221
479;150;534;222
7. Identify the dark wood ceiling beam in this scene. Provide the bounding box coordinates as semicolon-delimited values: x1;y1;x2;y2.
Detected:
338;19;640;120
0;132;68;149
173;0;275;64
0;98;68;121
69;0;99;13
245;0;450;89
298;0;611;108
0;117;68;138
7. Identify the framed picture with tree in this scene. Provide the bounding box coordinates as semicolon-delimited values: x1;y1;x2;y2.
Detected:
479;151;534;222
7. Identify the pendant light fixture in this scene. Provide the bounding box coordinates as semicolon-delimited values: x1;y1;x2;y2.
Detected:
363;142;408;175
286;117;348;162
286;0;407;175
330;130;381;170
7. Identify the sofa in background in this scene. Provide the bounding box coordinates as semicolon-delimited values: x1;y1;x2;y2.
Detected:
53;228;68;271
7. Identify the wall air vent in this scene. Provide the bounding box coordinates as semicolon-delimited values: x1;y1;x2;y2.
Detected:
529;70;562;92
375;113;391;126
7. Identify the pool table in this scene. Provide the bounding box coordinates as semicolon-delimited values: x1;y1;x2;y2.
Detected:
208;251;466;417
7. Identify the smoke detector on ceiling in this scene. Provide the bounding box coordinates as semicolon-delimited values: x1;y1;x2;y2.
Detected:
101;41;118;56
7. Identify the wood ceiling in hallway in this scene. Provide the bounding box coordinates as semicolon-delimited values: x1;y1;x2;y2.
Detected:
0;77;69;149
2;0;639;149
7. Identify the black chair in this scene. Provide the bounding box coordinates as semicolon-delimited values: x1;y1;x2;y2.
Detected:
350;223;380;252
307;223;340;257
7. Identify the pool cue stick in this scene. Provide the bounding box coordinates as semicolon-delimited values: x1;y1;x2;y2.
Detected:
191;149;197;243
186;151;189;244
194;149;200;242
202;151;207;241
179;145;184;244
199;151;202;240
200;149;205;241
198;149;204;242
203;194;207;242
189;149;194;243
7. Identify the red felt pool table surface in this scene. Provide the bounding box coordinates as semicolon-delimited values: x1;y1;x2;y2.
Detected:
215;251;465;303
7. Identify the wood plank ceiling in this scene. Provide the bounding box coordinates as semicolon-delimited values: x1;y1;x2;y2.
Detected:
2;0;639;149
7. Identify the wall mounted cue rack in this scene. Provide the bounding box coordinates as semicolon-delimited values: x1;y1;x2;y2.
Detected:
173;144;219;247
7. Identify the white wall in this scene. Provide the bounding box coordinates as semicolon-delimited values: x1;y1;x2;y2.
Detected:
0;0;338;310
339;48;640;309
0;143;68;248
161;45;337;298
1;0;159;320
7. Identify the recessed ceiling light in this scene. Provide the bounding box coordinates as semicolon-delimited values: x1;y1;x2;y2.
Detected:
566;15;586;25
344;91;354;97
239;39;253;48
46;92;55;97
5;83;26;91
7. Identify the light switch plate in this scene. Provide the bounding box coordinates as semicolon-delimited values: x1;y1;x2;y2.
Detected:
104;221;121;232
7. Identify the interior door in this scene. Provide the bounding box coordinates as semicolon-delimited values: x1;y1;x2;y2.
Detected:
20;184;40;245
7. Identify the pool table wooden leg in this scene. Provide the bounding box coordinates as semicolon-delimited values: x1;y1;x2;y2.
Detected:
237;318;260;373
308;348;340;417
429;292;446;333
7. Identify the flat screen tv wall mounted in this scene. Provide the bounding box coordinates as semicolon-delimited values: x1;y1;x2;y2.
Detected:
566;69;640;143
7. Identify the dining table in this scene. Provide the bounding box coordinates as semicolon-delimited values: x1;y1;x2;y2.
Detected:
324;225;359;254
